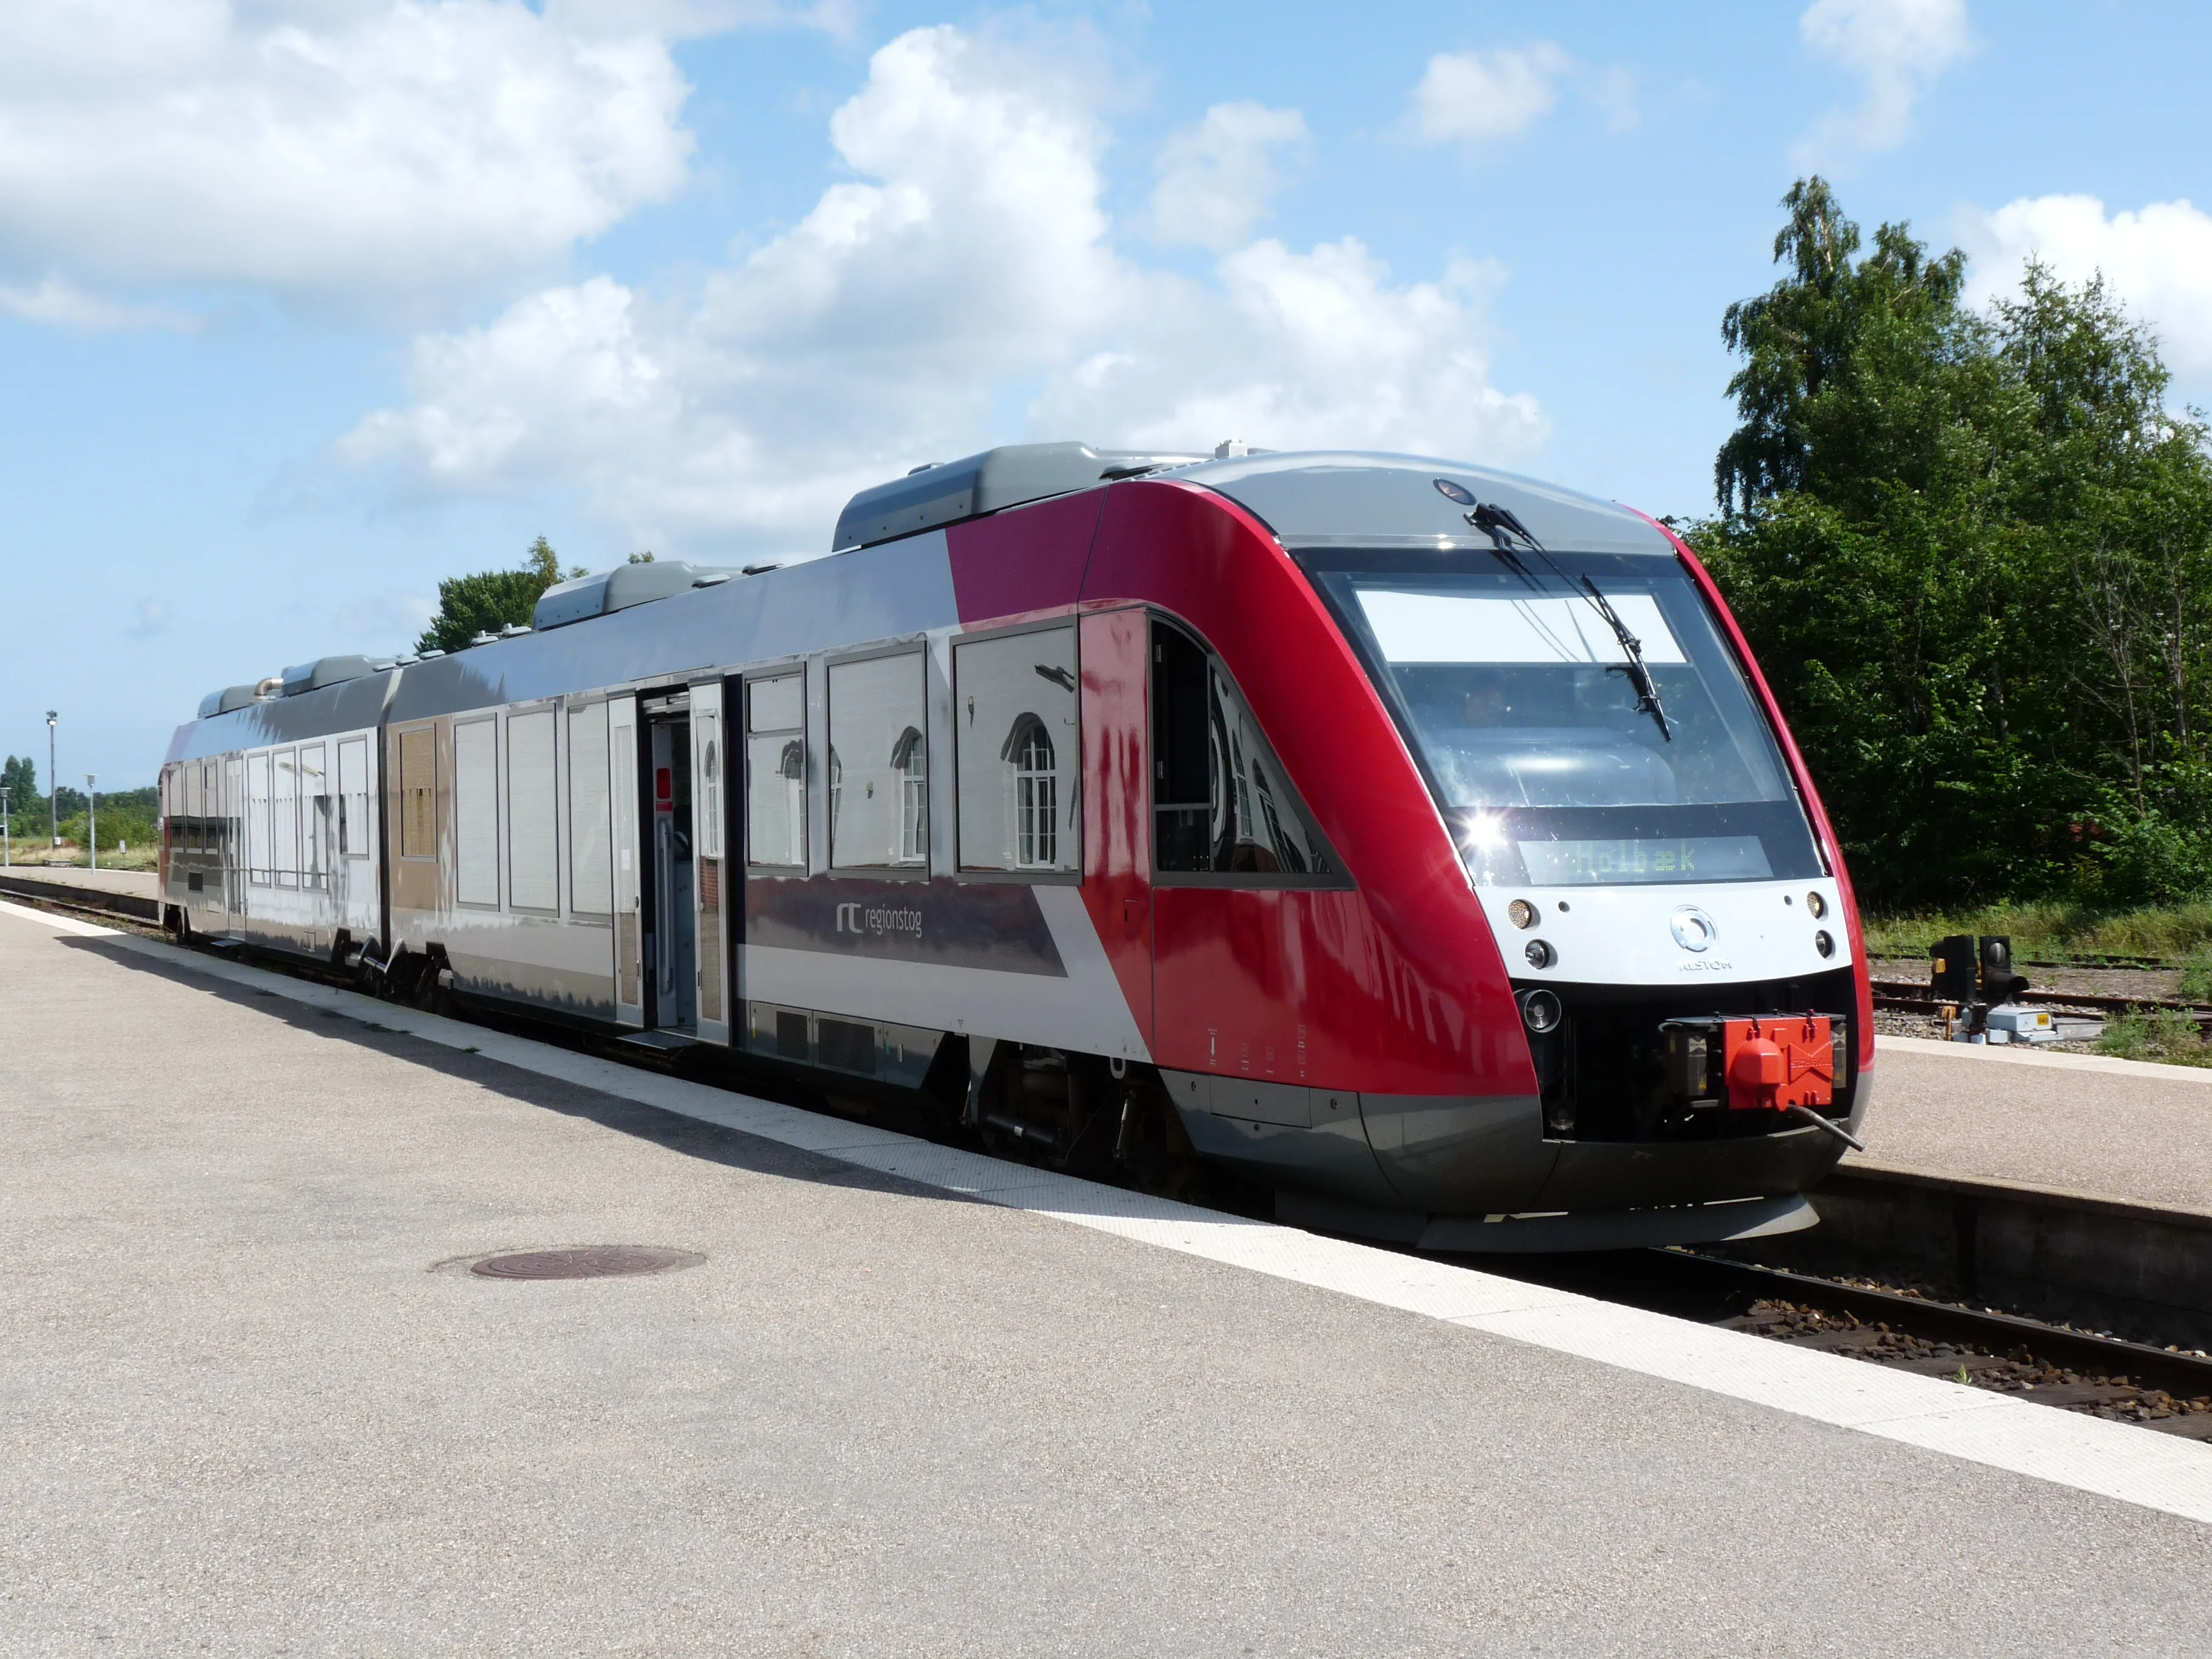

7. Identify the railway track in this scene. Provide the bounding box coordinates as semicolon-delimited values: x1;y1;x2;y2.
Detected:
1869;975;2212;1030
1483;1248;2212;1439
15;873;2211;1439
0;872;163;927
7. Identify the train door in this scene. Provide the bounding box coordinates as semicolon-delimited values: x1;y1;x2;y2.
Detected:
690;680;731;1045
609;694;645;1027
220;755;240;934
1079;608;1156;1055
647;702;697;1032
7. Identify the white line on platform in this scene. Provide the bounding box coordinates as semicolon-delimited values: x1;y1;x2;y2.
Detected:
0;896;127;937
20;899;2212;1528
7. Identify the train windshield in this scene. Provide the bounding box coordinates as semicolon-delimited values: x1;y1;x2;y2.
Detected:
1307;551;1824;886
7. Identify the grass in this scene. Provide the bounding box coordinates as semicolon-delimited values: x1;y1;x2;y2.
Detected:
2096;1007;2212;1067
1862;902;2212;964
0;840;159;872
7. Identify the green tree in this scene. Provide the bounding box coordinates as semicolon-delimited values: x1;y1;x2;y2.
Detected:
414;536;585;655
2;754;38;816
1690;178;2212;907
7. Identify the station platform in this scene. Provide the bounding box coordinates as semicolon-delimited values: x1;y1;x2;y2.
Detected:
1851;1036;2212;1218
0;861;158;897
2;895;2209;1652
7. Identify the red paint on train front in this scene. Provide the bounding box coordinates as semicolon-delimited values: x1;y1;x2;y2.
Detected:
1078;478;1535;1099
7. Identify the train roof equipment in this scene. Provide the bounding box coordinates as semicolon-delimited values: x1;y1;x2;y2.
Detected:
533;559;743;632
278;655;395;698
829;443;1677;560
831;442;1207;552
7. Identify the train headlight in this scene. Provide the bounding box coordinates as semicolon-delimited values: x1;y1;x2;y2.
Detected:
1520;989;1562;1033
1524;939;1556;969
1806;891;1828;919
1507;898;1538;930
1814;930;1834;958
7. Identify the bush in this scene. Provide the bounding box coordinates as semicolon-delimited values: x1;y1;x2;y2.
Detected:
2097;1007;2212;1066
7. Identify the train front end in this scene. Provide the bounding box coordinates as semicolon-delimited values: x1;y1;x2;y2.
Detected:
1179;455;1871;1251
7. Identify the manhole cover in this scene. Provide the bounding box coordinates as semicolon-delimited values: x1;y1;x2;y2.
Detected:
469;1246;705;1280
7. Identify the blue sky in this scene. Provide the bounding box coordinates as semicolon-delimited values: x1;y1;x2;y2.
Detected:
6;0;2212;786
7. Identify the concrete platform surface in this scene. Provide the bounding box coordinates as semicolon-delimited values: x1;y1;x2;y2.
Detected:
4;902;2212;1656
0;862;159;899
1851;1037;2212;1215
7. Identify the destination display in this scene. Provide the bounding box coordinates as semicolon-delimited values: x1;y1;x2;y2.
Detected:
1518;834;1772;885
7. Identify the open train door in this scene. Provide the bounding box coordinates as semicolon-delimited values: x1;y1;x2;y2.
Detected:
689;677;731;1045
609;692;645;1027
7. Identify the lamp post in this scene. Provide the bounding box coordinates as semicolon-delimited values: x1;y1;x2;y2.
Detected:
2;773;10;866
47;710;58;851
87;774;97;870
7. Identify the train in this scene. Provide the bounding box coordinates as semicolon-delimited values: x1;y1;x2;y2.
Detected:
158;444;1875;1251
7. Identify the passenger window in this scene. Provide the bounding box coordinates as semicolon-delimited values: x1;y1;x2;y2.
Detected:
745;673;805;869
1151;620;1340;883
337;739;369;860
828;652;927;871
508;709;559;911
246;751;272;883
454;717;499;907
953;623;1079;874
567;702;612;914
399;726;437;859
181;765;201;854
273;748;299;887
299;743;329;891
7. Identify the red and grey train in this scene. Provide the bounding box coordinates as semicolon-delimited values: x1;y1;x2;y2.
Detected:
159;446;1874;1250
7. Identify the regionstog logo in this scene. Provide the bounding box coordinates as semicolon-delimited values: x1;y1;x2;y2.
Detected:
836;901;922;939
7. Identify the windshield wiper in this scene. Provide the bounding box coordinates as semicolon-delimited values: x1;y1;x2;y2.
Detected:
1575;575;1672;740
1466;500;1673;742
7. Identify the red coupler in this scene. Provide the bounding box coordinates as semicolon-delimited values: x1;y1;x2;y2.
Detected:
1723;1014;1834;1113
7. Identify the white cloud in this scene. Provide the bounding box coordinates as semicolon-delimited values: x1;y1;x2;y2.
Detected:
1032;243;1543;461
1405;43;1575;158
1402;41;1638;158
343;24;1545;555
546;0;858;39
1963;194;2212;380
0;275;194;332
1795;0;1974;164
0;1;695;321
126;598;176;639
1149;102;1311;252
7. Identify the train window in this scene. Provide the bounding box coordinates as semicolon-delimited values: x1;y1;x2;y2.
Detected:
697;702;723;862
300;744;329;891
273;748;299;888
745;672;805;870
953;623;1079;875
223;756;241;866
828;651;927;871
1150;619;1340;884
337;739;369;860
508;709;559;912
454;717;499;907
567;702;612;915
246;752;272;883
180;765;199;854
1311;555;1823;886
398;727;436;859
